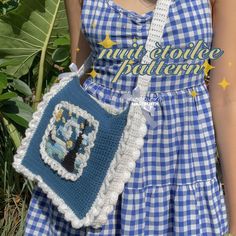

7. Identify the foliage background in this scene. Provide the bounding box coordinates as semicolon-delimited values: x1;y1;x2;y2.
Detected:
0;0;225;235
0;0;72;234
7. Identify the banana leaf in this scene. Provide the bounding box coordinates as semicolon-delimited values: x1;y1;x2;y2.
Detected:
1;98;33;127
0;0;68;101
0;0;20;15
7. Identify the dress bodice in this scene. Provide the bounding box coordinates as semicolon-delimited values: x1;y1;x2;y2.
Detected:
80;0;213;93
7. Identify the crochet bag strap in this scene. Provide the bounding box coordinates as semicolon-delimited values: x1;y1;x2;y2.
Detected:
68;0;172;99
135;0;172;98
123;0;172;131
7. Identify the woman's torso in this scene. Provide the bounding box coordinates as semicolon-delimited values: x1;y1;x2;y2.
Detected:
80;0;213;93
79;0;218;187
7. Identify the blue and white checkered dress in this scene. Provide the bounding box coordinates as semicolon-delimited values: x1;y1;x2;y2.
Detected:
24;0;230;235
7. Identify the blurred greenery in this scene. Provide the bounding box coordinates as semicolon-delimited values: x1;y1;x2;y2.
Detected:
0;0;71;234
0;0;20;15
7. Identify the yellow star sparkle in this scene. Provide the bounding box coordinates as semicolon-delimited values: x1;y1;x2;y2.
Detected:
97;33;118;48
66;140;73;149
190;90;198;97
86;65;98;79
202;60;215;76
55;109;63;121
76;48;80;52
218;78;230;90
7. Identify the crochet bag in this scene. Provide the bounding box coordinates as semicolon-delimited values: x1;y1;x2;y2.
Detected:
13;0;172;229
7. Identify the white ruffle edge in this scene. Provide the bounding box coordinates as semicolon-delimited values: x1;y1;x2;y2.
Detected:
13;0;173;228
12;56;148;229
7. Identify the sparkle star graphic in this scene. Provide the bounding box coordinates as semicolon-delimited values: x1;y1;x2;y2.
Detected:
190;90;198;97
218;78;230;90
228;61;233;67
87;65;98;79
202;60;215;77
97;33;118;48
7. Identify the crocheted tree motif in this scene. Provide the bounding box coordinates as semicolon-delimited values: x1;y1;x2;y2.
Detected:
61;119;89;173
41;102;99;181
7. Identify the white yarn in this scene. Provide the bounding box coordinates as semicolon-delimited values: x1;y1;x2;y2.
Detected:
12;0;173;229
39;101;99;181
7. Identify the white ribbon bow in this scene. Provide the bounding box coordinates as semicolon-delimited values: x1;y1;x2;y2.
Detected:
58;63;158;129
121;86;158;129
57;63;80;81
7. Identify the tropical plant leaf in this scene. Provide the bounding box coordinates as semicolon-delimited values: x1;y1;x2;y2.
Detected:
53;35;70;47
0;72;8;92
11;79;32;96
52;46;70;63
2;112;28;127
0;0;69;100
0;91;17;101
0;0;20;16
1;98;33;127
2;117;21;148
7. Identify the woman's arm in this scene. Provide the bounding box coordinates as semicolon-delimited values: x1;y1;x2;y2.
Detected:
208;0;236;233
64;0;91;68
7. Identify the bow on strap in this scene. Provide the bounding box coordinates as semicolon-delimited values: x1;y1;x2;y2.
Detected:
121;86;158;129
57;63;79;81
58;64;158;129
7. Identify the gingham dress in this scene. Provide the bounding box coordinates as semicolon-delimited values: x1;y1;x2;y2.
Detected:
24;0;230;235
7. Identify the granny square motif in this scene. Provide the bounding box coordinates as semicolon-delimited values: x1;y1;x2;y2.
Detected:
40;101;99;181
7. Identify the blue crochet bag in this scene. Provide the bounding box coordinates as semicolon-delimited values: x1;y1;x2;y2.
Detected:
13;0;172;229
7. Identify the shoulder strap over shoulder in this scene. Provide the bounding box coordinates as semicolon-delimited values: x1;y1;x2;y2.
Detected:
136;0;173;97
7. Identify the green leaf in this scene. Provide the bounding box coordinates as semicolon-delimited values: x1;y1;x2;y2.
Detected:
53;36;70;47
0;91;17;101
1;99;33;127
11;94;24;102
2;112;28;127
0;0;68;103
60;57;71;67
52;46;70;63
2;117;21;148
0;72;8;92
0;0;19;16
11;79;32;96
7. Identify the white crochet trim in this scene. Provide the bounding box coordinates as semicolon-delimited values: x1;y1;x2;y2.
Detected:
90;104;147;228
39;101;99;181
12;62;147;229
13;0;172;229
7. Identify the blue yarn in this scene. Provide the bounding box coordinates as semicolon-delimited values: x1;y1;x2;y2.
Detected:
22;76;130;218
